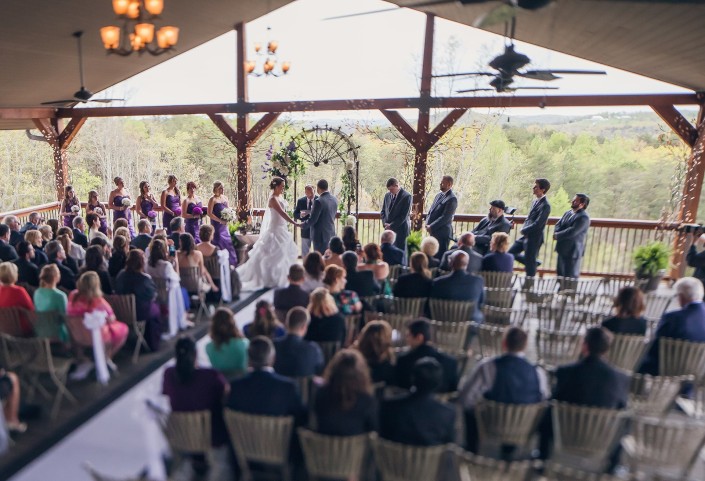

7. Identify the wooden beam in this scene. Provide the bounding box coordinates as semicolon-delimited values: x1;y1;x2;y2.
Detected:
651;104;698;147
379;110;419;148
246;112;280;143
425;108;467;150
32;118;58;146
236;23;248;104
48;93;703;119
57;116;86;149
0;108;56;120
208;113;240;146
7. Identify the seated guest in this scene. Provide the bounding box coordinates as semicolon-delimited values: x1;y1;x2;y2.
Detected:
601;286;648;336
39;225;54;248
13;241;39;287
56;234;80;276
57;227;86;266
0;225;18;262
20;212;41;235
206;307;249;378
34;265;67;322
313;349;378;436
305;287;347;346
4;216;22;248
420;237;440;269
114;250;162;351
459;327;550;452
273;264;310;321
131;219;153;252
274;307;324;377
380;357;455;446
472;200;513;256
394;318;458;393
355;320;395;384
113;217;129;233
323;264;362;314
108;235;129;278
431;251;484;322
169;217;186;251
394;252;432;298
177;233;218;293
359;243;390;283
380;230;404;267
145;238;189;315
324;237;345;268
302;252;325;293
89;236;112;264
44;240;76;291
24;230;47;267
0;262;34;335
342;225;360;253
163;336;230;455
86;213;111;246
342;252;379;297
72;216;89;249
195;224;217;258
67;272;129;368
640;277;705;375
113;227;131;243
80;245;113;295
226;336;305;424
243;300;286;339
481;232;514;273
440;232;483;274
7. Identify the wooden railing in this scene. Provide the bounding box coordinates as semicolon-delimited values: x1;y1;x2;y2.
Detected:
1;204;679;279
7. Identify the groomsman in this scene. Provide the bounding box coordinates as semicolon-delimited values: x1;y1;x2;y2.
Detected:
508;178;551;277
294;185;318;257
553;194;591;279
472;200;512;256
380;178;412;255
425;176;458;259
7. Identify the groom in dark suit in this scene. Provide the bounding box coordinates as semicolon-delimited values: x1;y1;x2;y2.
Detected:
509;178;551;277
307;179;339;254
425;175;458;259
381;178;412;255
294;185;318;257
553;193;590;278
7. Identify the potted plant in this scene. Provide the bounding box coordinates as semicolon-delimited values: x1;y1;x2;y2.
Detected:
633;241;670;292
406;230;423;258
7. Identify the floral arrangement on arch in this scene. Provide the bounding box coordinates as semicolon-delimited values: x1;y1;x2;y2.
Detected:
262;141;306;184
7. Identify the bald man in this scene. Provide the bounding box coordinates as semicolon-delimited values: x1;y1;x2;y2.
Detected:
439;232;483;274
430;251;484;322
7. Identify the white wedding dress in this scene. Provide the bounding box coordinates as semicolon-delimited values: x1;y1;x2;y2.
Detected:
236;196;299;290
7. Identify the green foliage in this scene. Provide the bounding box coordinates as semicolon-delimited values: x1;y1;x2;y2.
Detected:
550;187;572;215
406;230;423;254
262;142;306;184
633;241;670;276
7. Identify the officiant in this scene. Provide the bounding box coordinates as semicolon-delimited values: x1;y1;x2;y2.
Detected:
380;178;412;261
294;184;318;256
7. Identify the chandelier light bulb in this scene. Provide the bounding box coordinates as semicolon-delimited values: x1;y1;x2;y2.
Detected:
112;0;130;15
100;26;121;49
135;23;155;43
144;0;164;15
281;61;291;73
267;40;278;54
126;0;140;19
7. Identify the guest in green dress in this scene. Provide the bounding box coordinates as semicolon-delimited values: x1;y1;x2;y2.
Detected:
33;264;68;341
206;307;249;378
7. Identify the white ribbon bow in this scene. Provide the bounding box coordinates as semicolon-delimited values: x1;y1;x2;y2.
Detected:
83;310;110;385
167;279;187;336
217;249;232;303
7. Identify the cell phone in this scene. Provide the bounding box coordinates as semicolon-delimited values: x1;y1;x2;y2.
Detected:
169;245;176;256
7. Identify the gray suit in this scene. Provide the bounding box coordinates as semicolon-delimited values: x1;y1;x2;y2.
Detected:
554;208;590;278
381;188;412;252
308;191;339;253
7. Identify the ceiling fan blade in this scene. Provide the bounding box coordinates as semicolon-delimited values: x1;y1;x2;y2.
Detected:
324;0;460;20
456;88;495;93
518;71;561;81
512;86;560;90
433;71;495;78
40;99;78;106
525;69;607;75
89;98;125;103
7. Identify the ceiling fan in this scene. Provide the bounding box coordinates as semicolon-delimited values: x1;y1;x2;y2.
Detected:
42;31;124;106
435;18;606;93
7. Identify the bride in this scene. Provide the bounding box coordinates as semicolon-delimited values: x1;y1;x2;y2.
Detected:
236;177;301;290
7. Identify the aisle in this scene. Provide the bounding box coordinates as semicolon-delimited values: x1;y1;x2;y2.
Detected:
10;290;272;481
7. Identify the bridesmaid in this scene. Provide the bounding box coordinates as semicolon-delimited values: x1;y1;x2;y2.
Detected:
182;181;204;243
161;175;182;235
208;181;238;266
85;190;109;236
136;180;160;234
108;176;135;238
60;185;81;228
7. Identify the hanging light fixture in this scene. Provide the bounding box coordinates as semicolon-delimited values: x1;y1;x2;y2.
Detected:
100;0;179;56
246;27;291;77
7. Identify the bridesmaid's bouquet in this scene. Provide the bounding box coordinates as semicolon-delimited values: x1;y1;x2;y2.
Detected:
94;207;104;216
172;207;182;216
147;211;157;220
121;198;132;208
192;206;203;216
220;207;235;222
71;205;80;213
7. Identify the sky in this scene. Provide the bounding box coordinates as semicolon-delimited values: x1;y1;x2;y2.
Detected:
105;0;692;119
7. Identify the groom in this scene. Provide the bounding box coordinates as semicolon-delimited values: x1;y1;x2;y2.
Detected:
307;179;339;254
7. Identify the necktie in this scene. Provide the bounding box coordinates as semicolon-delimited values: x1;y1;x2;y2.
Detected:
389;194;396;210
307;199;311;211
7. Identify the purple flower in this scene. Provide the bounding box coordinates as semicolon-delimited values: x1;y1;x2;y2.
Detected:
287;140;296;151
147;211;157;219
173;207;182;216
192;206;203;216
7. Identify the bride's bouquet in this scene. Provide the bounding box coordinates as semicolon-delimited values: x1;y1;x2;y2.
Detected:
71;205;80;213
121;198;132;208
220;207;235;222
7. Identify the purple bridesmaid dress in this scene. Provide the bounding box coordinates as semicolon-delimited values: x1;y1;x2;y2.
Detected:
62;199;79;228
185;201;203;243
113;195;135;238
140;198;157;234
162;194;181;234
86;203;108;235
211;202;238;266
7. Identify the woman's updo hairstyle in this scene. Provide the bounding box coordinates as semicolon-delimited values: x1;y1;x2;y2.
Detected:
270;176;286;190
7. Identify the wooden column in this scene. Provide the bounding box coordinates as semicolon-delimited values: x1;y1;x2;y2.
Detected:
235;22;250;214
32;116;86;201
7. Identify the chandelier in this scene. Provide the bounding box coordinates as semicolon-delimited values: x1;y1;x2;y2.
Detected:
100;0;179;56
245;27;291;77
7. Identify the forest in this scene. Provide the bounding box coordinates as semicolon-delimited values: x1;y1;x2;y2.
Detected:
0;108;695;223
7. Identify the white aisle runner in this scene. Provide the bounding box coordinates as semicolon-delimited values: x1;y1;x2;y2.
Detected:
10;290;272;481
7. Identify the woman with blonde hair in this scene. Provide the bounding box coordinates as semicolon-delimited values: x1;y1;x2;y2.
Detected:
38;225;53;247
25;229;48;267
313;349;377;436
394;251;432;298
113;226;131;241
322;264;362;314
206;307;249;377
355;320;395;384
57;226;86;266
305;287;346;346
34;264;69;342
66;271;129;367
85;190;109;235
481;232;514;273
420;236;440;268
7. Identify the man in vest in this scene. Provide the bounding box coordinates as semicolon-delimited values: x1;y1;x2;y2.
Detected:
458;327;549;453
